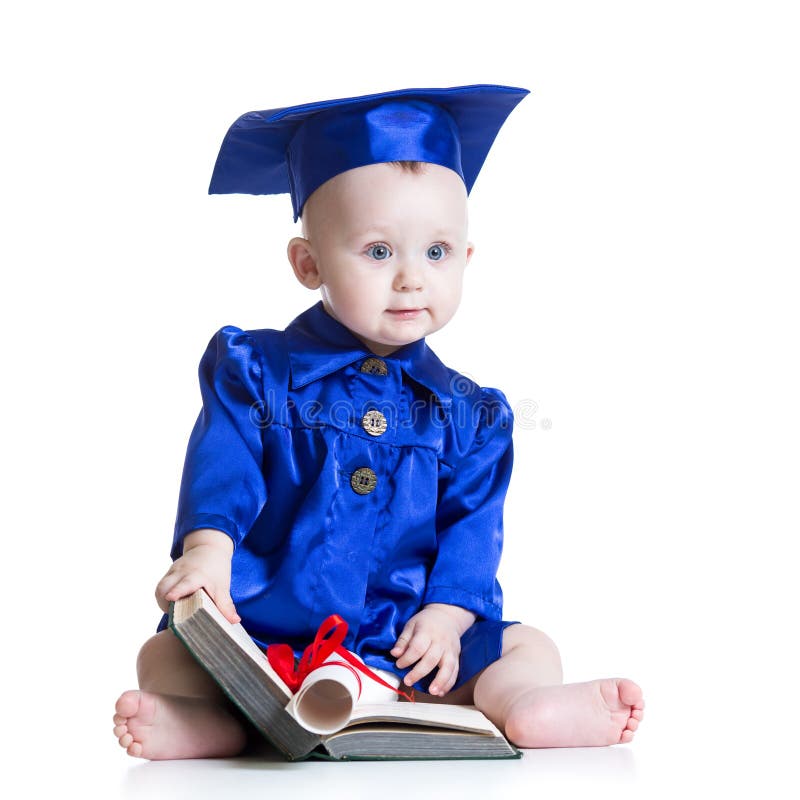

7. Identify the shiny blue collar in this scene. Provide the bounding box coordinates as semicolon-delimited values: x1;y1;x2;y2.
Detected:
285;301;454;406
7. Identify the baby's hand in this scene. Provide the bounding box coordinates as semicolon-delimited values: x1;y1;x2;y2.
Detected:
155;528;241;624
391;605;472;696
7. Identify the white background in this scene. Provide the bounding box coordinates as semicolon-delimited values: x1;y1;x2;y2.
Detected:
2;1;798;798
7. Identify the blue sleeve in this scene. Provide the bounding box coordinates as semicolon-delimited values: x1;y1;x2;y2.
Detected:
423;387;514;621
171;326;268;559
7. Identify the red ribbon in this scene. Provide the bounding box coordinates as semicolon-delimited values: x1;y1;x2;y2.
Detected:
266;614;415;703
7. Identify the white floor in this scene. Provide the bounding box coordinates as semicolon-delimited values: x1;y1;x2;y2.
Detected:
113;745;640;800
68;729;798;800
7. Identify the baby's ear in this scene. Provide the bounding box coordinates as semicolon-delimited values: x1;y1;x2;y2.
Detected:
466;241;475;265
287;237;322;289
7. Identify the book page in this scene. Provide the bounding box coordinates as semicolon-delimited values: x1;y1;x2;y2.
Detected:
345;702;500;735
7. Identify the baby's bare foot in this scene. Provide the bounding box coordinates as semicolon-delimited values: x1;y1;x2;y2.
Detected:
504;678;644;748
113;690;247;759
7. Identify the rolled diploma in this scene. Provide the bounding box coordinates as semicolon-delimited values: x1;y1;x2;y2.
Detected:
285;651;401;735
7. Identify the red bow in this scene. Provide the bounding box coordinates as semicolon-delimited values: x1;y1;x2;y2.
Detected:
266;614;415;702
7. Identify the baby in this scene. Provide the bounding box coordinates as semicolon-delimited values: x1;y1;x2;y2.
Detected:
113;85;644;759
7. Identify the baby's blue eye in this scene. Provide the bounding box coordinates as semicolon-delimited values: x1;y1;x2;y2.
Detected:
367;244;391;260
427;244;448;261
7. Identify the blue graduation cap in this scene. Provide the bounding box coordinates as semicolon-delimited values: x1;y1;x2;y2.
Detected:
209;84;530;221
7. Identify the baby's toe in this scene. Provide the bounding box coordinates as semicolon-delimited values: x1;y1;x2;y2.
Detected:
631;707;644;722
119;732;133;748
617;679;643;709
620;729;635;744
626;717;639;732
115;690;143;719
127;741;143;758
113;723;128;738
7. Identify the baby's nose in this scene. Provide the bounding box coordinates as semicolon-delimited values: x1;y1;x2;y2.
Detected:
393;260;424;291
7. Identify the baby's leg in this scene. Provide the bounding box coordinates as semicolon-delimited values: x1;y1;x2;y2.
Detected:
113;630;248;759
473;624;644;748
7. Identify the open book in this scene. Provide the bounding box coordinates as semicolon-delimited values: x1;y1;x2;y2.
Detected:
168;589;522;761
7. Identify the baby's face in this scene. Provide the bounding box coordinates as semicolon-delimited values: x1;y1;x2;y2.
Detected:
298;162;473;356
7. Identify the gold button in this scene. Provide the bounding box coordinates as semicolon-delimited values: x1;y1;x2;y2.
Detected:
351;467;377;495
360;358;388;376
362;409;388;436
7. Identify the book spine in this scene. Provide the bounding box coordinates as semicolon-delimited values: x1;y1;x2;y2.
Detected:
169;608;321;759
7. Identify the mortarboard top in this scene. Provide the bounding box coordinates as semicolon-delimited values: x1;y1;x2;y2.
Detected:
208;84;530;221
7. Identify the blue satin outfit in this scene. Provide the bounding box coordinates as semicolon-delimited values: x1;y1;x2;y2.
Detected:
157;301;518;692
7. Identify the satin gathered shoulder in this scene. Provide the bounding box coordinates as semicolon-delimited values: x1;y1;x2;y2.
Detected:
158;301;516;691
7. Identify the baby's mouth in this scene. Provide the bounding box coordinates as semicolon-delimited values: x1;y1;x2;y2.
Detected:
387;308;424;319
